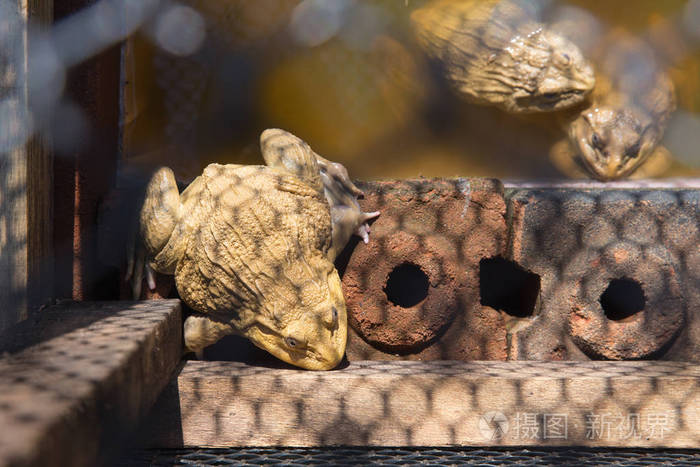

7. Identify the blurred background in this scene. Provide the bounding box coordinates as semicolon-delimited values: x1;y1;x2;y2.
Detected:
2;0;700;308
3;0;700;183
119;0;700;182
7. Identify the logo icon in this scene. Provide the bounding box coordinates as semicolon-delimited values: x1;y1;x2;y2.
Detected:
479;411;509;440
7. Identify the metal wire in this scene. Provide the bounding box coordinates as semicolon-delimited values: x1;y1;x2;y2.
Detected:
119;447;700;466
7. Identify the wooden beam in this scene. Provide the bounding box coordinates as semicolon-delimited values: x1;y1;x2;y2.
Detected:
0;0;53;333
0;299;182;467
145;360;700;448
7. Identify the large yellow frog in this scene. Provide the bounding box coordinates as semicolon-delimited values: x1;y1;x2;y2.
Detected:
130;129;378;370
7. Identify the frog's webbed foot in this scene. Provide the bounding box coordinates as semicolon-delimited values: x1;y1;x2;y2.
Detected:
315;154;380;257
353;211;381;243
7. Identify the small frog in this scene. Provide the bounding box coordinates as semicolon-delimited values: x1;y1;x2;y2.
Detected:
128;129;378;370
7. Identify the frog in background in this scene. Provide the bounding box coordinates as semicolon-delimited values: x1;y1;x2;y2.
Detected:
411;0;676;181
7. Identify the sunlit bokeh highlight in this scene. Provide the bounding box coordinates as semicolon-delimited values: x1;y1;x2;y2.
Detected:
1;0;699;180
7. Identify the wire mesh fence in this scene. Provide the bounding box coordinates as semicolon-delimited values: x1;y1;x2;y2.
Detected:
117;446;700;466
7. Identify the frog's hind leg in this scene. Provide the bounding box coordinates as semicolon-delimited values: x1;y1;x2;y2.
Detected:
140;167;182;256
259;128;322;188
127;167;182;298
315;153;363;198
260;128;380;258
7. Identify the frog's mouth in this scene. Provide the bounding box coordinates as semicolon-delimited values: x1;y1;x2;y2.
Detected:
515;89;589;112
245;320;346;371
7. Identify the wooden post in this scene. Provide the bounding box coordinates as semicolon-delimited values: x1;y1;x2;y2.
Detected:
0;0;53;334
52;0;121;302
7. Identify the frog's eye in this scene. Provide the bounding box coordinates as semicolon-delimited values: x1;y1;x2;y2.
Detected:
553;51;571;67
625;142;641;159
331;307;338;322
591;133;605;150
286;336;304;349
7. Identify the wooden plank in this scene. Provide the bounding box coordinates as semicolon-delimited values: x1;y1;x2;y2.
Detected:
0;0;30;334
0;299;182;467
26;0;54;312
0;0;53;333
145;360;700;448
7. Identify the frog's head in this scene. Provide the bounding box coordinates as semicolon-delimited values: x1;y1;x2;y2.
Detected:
569;106;656;180
514;29;596;112
244;262;347;370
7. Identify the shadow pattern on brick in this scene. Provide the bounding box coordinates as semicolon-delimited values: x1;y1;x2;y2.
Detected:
507;188;698;361
339;178;509;360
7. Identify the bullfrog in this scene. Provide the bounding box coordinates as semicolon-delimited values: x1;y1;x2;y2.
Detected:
546;7;676;181
410;0;596;114
129;129;379;370
411;0;676;181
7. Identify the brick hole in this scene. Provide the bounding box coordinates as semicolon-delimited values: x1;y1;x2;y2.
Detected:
600;278;645;321
479;257;540;318
383;263;430;308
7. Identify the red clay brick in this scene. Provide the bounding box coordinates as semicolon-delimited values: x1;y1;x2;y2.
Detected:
506;187;694;360
340;178;508;360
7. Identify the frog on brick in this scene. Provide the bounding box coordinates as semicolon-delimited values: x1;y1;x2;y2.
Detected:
129;129;379;370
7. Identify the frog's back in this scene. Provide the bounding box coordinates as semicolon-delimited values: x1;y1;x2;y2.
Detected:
411;0;534;103
411;0;595;113
175;163;332;325
546;7;675;129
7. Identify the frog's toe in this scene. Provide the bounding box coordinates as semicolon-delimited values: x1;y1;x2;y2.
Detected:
356;211;380;243
145;263;156;291
127;246;158;299
357;224;370;243
130;246;146;300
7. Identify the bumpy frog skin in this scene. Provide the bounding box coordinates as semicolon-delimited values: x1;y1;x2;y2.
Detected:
412;1;675;181
411;0;596;113
133;129;378;370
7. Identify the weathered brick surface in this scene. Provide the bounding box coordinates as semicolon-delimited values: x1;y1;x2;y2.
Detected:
99;177;700;364
506;188;698;361
340;178;508;360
